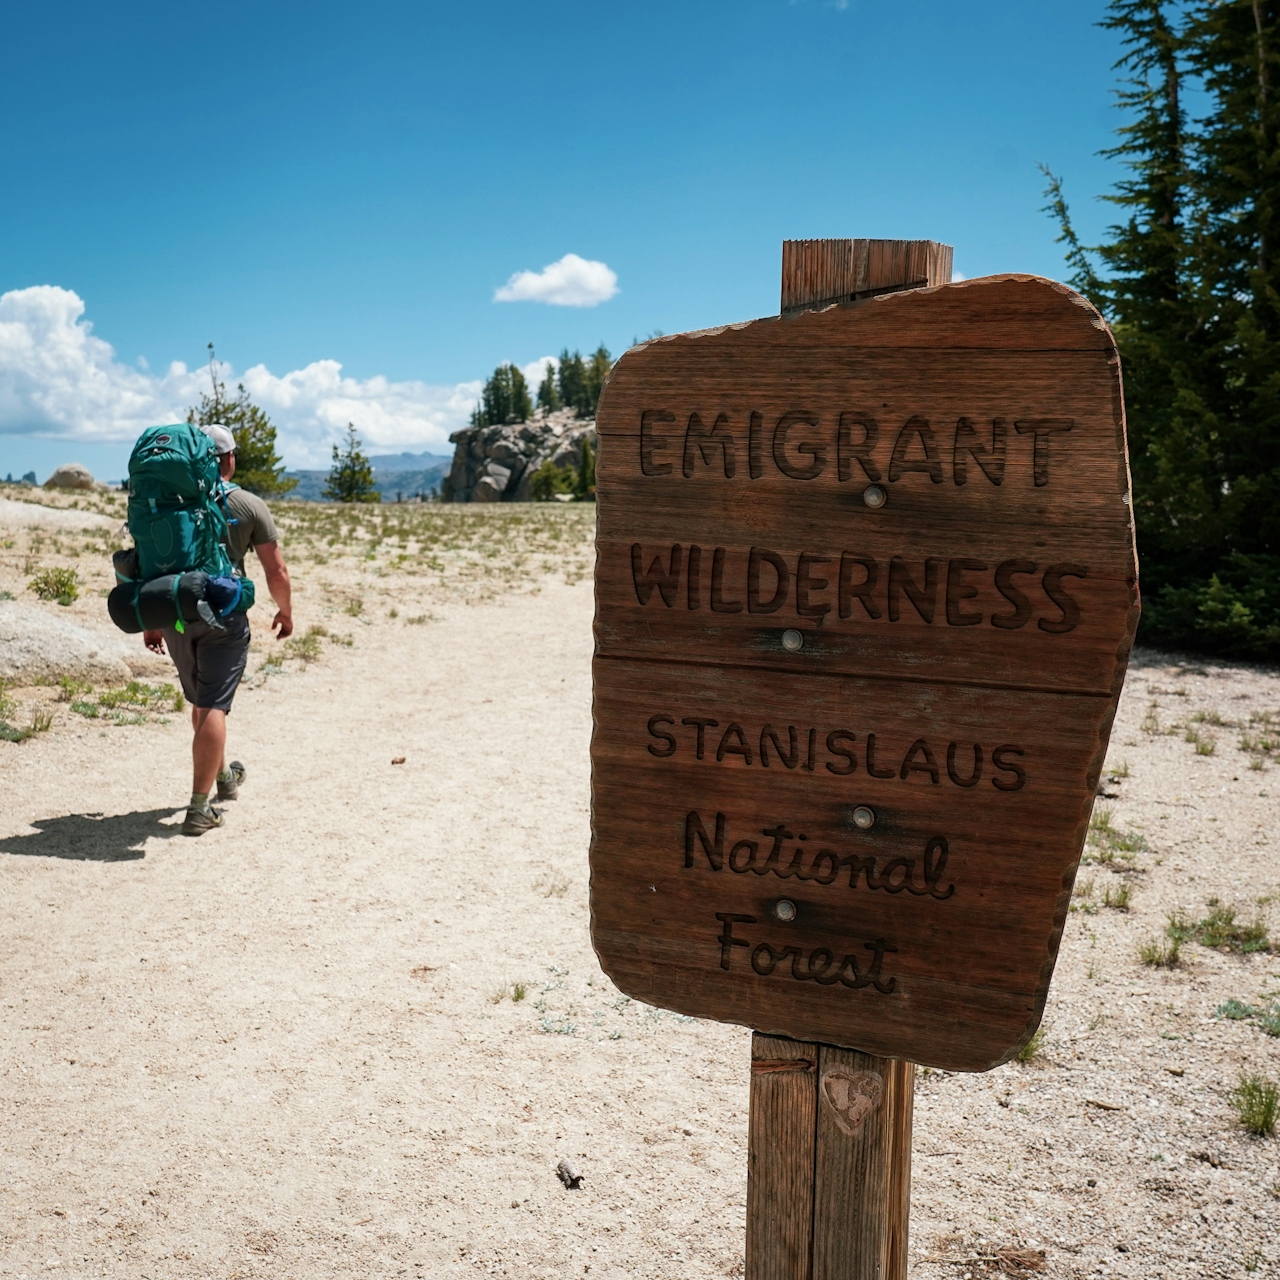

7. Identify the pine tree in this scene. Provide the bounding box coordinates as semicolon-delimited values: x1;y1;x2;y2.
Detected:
472;363;532;427
323;424;380;503
556;349;590;416
187;345;297;497
1045;0;1280;655
1093;1;1226;602
585;344;613;414
574;438;597;502
536;362;561;412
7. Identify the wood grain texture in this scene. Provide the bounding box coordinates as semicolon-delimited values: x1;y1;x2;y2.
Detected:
782;240;953;313
748;1033;818;1280
883;1059;914;1280
590;272;1137;1069
811;1044;893;1280
746;1038;913;1280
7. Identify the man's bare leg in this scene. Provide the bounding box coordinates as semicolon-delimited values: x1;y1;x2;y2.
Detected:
191;707;227;801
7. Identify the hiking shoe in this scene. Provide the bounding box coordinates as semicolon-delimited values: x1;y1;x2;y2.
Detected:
216;760;246;802
182;806;225;837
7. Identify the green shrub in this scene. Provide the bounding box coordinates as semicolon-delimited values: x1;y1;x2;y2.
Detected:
284;626;327;664
28;566;79;605
530;460;577;501
1230;1073;1278;1137
1199;901;1269;953
56;676;92;702
1217;999;1260;1021
1163;903;1269;953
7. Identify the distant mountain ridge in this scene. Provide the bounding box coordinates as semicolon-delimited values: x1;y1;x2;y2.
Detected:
283;450;452;502
367;451;452;470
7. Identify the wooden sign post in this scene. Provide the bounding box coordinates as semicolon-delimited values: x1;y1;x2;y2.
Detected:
590;240;1138;1278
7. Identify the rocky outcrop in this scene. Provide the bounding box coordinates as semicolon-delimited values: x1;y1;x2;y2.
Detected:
441;408;596;503
0;603;156;685
44;463;96;490
0;499;118;532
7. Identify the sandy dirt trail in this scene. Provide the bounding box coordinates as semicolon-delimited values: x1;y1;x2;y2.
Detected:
0;496;1278;1279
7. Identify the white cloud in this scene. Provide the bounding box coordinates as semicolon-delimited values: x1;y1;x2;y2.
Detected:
0;285;482;468
494;253;618;307
521;355;557;389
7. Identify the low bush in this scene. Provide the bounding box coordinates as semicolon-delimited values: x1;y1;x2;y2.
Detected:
1198;901;1269;952
28;566;79;605
284;626;327;664
529;460;577;501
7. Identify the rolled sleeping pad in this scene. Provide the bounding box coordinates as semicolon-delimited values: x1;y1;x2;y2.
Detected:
107;571;257;633
108;571;216;634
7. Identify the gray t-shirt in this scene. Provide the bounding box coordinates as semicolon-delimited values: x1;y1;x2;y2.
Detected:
223;487;280;574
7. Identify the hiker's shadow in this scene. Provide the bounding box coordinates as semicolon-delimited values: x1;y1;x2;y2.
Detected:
0;809;185;862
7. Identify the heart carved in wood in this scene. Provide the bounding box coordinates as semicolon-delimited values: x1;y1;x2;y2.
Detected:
820;1067;884;1136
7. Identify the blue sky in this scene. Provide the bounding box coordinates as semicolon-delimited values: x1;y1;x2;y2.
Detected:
1;0;1127;478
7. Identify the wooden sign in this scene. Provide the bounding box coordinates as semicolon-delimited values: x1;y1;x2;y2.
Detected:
590;271;1138;1073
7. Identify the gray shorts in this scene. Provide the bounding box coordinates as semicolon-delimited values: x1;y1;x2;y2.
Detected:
164;614;250;713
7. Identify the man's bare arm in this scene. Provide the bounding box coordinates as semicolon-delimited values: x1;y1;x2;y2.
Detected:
255;540;293;639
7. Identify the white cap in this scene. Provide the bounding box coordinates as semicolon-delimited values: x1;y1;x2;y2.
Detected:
203;424;235;455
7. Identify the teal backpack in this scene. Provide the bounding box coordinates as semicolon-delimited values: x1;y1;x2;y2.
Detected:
127;424;235;580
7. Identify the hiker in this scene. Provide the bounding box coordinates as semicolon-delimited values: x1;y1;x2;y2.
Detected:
142;424;294;836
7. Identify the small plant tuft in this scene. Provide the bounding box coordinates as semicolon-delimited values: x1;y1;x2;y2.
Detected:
1217;999;1260;1020
1139;935;1181;968
28;566;79;605
1103;879;1133;911
69;680;182;724
1071;877;1097;914
1229;1073;1278;1137
1086;805;1148;864
1197;902;1270;952
56;676;92;702
1016;1025;1047;1063
283;626;327;664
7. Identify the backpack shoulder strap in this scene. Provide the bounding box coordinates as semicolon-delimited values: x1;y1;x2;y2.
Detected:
216;480;241;526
